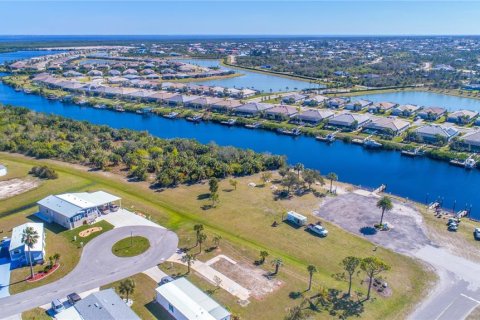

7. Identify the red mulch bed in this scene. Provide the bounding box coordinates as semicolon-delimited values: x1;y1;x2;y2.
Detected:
26;264;60;282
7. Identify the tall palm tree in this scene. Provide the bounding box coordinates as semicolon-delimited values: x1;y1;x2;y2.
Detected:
272;258;283;275
198;233;207;253
181;253;195;274
193;224;204;246
376;196;393;226
307;264;317;291
21;226;39;279
118;278;135;303
259;250;269;264
326;172;338;193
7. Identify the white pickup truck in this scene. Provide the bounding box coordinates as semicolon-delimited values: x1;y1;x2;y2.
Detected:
306;223;329;237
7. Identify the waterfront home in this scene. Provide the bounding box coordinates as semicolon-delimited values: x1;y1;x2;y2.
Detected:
63;70;83;78
326;97;350;109
149;91;176;104
155;277;231;320
124;89;157;102
165;94;201;107
37;191;121;230
345;99;373;111
234;102;274;117
74;289;140;320
264;105;299;121
368;101;398;113
57;81;87;93
364;117;410;136
123;68;138;75
184;96;223;109
161;82;187;92
392;104;421;117
418;107;447;121
282;94;307;104
328;113;371;130
293;109;334;125
8;222;45;266
447;110;479;125
304;95;329;106
413;125;459;144
454;130;480;152
210;99;243;113
107;76;129;85
240;88;257;98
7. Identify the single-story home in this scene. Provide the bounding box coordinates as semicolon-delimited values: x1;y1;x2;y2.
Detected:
363;117;410;136
75;288;140;320
345;99;373;111
455;130;480;152
263;105;299;121
413;125;459;144
210;99;243;113
9;222;45;266
328;113;371;129
234;102;274;117
149;92;177;104
156;277;231;320
293;109;334;125
391;104;421;117
184;97;223;110
303;95;329;106
326;97;350;109
446;110;479;125
418;107;447;121
165;94;201;107
282;94;307;104
368;101;398;114
37;191;121;229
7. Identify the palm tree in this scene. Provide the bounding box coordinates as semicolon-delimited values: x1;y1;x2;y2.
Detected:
326;172;338;193
53;253;60;266
181;253;195;274
21;226;39;279
193;224;204;246
272;258;283;275
259;250;269;264
307;264;317;291
294;163;304;179
118;278;135;303
376;196;393;226
198;233;207;253
212;235;222;248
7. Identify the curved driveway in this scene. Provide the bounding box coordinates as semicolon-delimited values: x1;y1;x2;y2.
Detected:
0;226;178;318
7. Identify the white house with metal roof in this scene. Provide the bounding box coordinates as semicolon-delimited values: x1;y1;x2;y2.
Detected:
155;277;231;320
74;288;140;320
8;222;45;266
37;191;121;229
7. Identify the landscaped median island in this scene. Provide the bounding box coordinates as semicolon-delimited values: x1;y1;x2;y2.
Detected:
112;236;150;257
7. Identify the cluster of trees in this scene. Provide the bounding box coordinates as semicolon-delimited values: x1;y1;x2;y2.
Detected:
277;163;338;196
29;165;58;179
0;106;285;187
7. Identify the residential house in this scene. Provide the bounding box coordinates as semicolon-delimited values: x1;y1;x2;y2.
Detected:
368;101;398;114
263;105;299;121
413;125;459;144
149;91;177;104
345;99;373;111
418;107;447;121
156;277;231;320
326;97;350;109
234;102;274;117
210;99;243;113
8;223;45;266
391;104;421;117
74;289;140;320
294;109;334;125
454;130;480;152
282;94;307;104
87;70;103;77
363;117;410;136
447;110;479;125
165;94;200;107
328;113;371;130
303;95;329;107
37;191;121;230
184;97;223;110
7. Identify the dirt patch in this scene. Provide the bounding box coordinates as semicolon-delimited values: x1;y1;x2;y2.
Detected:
314;192;433;254
0;178;39;200
211;258;282;299
79;227;103;238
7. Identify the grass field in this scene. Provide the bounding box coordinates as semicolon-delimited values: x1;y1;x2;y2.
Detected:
0;152;432;319
112;236;150;257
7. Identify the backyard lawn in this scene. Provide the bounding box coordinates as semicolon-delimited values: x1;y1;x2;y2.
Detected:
0;152;432;319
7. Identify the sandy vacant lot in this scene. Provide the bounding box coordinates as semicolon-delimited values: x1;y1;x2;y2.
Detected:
0;178;39;200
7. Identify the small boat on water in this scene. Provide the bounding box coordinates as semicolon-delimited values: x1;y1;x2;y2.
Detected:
278;127;301;136
245;122;262;129
163;112;179;119
186;114;203;123
316;132;336;143
363;137;382;149
46;94;58;100
136;107;153;115
450;155;477;169
352;138;364;145
113;105;125;112
23;89;32;94
221;118;236;126
77;99;88;105
401;146;425;157
94;104;106;109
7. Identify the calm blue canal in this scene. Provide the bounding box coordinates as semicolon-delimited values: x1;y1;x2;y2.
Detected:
0;50;62;65
0;80;479;218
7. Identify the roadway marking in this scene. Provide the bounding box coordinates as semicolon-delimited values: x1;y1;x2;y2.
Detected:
461;293;480;304
433;300;456;320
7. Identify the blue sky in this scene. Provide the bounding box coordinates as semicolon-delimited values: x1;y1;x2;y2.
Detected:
0;1;479;35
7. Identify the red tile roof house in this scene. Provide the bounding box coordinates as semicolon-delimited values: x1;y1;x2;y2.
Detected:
210;99;243;113
368;101;398;114
263;105;300;121
184;97;223;110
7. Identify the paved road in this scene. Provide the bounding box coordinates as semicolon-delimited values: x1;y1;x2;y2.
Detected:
0;226;178;318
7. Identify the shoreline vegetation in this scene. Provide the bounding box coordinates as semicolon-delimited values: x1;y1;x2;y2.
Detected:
1;76;477;167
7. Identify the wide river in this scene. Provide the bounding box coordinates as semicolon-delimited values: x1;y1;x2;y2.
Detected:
1;51;479;219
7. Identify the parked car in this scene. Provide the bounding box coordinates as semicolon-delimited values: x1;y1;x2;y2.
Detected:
306;224;329;237
67;292;81;305
474;228;480;240
51;299;65;314
160;276;175;285
448;223;458;232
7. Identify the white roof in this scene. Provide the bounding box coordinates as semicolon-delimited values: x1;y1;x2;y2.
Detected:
287;211;307;221
9;222;44;252
156;278;230;320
